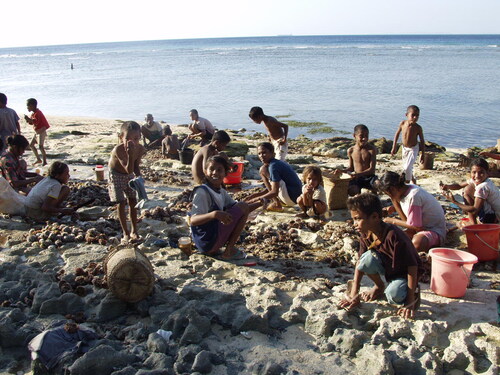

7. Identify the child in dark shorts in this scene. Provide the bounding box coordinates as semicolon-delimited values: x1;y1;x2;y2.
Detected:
189;156;262;260
339;193;421;320
336;124;378;196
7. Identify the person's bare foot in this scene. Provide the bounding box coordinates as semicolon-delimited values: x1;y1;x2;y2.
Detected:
360;285;385;302
296;212;308;218
121;235;130;245
34;159;42;165
129;233;142;244
42;162;47;166
266;201;283;212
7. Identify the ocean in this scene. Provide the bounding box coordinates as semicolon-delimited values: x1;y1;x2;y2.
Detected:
1;35;499;148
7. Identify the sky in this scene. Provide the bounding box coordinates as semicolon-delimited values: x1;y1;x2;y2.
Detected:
2;0;500;48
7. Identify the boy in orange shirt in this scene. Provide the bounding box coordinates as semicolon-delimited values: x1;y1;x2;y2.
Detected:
24;98;50;166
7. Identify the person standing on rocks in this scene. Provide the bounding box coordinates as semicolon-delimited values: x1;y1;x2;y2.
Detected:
339;193;421;320
249;106;288;161
390;105;425;184
108;121;145;243
0;93;21;154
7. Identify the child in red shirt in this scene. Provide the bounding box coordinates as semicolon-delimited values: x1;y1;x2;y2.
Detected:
24;98;50;166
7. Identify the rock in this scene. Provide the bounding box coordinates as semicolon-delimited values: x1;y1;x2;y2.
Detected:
370;317;412;345
191;350;212;373
111;366;138;375
287;155;315;164
68;344;137;375
144;352;174;370
411;320;447;348
31;282;61;314
136;370;171;375
354;344;394;375
93;293;128;322
39;292;85;315
369;137;393;154
225;141;250;157
77;206;110;220
295;229;323;246
328;328;370;356
147;333;168;354
173;345;201;373
161;303;211;344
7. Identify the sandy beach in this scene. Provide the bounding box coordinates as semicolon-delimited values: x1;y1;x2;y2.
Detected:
0;115;499;375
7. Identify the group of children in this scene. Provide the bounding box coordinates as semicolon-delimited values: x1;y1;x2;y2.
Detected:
2;98;499;320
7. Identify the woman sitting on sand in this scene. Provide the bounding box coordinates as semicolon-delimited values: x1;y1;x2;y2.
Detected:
377;171;446;253
246;142;302;211
0;135;43;194
24;161;75;220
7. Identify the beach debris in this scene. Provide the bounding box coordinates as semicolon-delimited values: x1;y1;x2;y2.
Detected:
67;181;112;207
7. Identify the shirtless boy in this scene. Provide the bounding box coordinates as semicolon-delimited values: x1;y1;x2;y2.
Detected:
249;106;288;161
338;124;377;196
391;105;425;184
191;130;231;185
108;121;145;243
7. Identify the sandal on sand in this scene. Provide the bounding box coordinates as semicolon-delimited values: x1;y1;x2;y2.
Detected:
221;248;248;261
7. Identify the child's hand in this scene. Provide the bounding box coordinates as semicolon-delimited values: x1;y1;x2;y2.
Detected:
278;137;286;145
215;210;233;225
396;306;415;319
439;181;448;191
442;190;455;203
390;148;396;156
305;184;314;193
419;153;425;164
338;294;360;311
125;140;136;155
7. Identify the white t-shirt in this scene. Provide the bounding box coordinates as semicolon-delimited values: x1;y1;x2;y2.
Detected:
302;184;327;204
469;178;500;220
143;121;162;133
195;117;215;134
25;177;62;209
400;185;447;242
191;185;235;215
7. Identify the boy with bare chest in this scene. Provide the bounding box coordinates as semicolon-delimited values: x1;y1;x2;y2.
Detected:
338;124;378;196
391;105;425;184
249;106;288;161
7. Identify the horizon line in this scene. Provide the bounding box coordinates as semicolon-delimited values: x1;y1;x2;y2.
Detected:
1;33;499;50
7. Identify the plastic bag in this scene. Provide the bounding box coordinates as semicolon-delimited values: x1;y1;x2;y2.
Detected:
0;176;27;215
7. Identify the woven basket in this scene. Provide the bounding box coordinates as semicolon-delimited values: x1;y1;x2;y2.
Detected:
324;176;350;210
104;247;155;303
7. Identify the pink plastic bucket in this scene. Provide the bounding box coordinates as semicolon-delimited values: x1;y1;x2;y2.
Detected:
223;162;244;185
429;248;478;298
463;224;500;262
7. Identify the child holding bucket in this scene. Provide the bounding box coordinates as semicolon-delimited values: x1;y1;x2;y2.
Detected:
297;165;327;218
108;121;145;244
339;193;422;320
377;171;447;253
441;158;500;224
189;155;261;260
191;130;232;185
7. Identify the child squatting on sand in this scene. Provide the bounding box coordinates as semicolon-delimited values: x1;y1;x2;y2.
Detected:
377;171;447;253
339;193;422;320
25;161;75;220
191;130;232;185
189;156;261;260
391;105;425;184
108;121;145;243
297;165;328;218
246;142;302;212
441;157;500;224
337;124;378;196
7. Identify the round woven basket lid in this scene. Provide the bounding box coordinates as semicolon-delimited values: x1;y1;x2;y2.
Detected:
105;247;154;303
